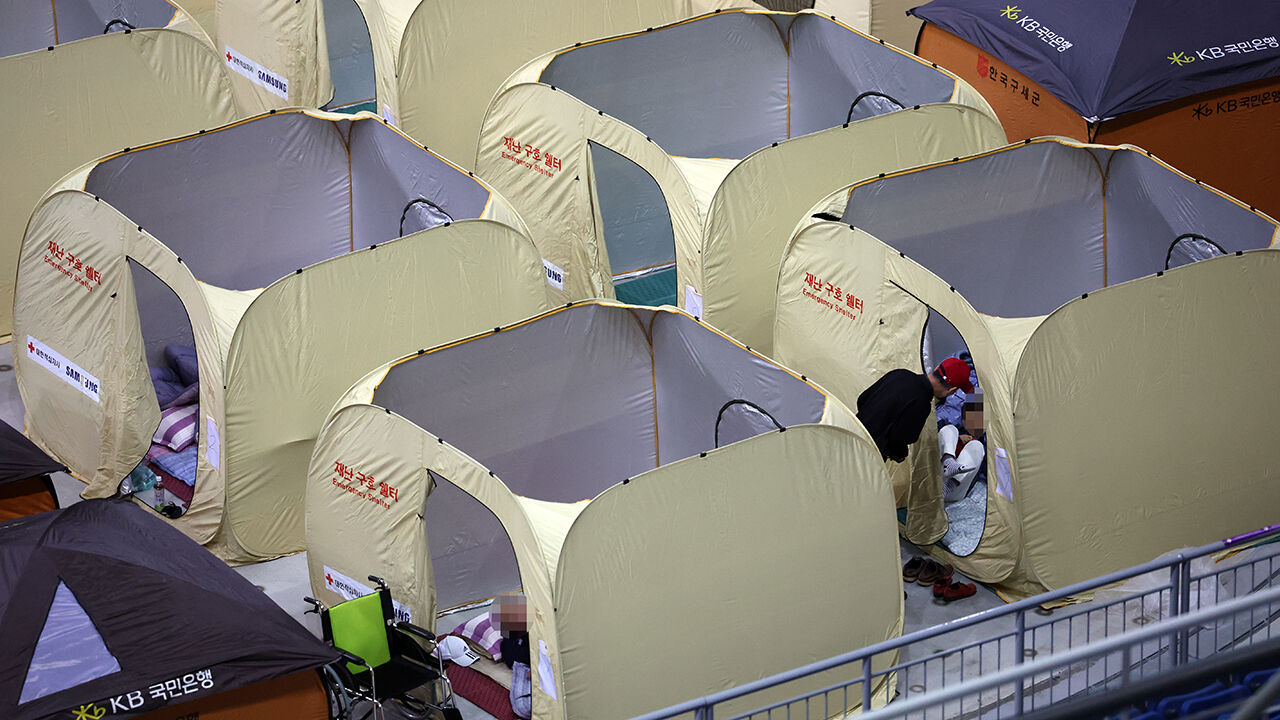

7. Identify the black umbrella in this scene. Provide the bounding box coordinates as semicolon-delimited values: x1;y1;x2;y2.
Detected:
0;498;338;720
0;418;64;487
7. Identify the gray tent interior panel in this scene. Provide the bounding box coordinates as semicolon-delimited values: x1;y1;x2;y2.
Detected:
538;12;789;158
1;4;56;57
1102;151;1276;284
844;142;1276;319
348;121;492;248
374;305;659;503
1;1;177;57
844;142;1105;317
321;0;376;109
373;305;829;509
85;112;352;290
59;0;178;38
425;470;522;614
788;13;956;134
588;141;676;279
924;308;966;373
714;401;783;448
651;312;826;465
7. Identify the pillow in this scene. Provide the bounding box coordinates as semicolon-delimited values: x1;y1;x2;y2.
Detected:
153;404;198;451
163;381;200;410
447;612;504;660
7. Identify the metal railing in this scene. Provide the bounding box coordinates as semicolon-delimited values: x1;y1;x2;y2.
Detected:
632;524;1280;720
858;587;1280;720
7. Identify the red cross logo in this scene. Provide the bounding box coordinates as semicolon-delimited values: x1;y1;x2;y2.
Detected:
326;573;333;586
226;51;232;62
28;342;34;354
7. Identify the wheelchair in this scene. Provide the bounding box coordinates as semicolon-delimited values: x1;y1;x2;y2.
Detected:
305;577;463;720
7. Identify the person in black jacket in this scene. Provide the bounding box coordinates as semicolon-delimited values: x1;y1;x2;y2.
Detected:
495;593;532;719
856;357;975;462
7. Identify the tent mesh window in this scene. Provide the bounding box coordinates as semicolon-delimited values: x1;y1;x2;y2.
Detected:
18;582;122;704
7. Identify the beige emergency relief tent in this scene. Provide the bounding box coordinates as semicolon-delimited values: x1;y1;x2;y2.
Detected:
476;9;995;314
307;301;901;720
758;0;922;48
347;0;758;163
14;110;550;563
2;1;333;109
0;1;211;55
215;0;332;110
699;103;1005;354
774;138;1280;598
0;28;255;342
328;0;924;160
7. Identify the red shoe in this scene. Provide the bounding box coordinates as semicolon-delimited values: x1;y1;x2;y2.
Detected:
933;581;948;599
942;582;977;602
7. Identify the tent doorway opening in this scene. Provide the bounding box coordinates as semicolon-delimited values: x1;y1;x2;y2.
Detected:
321;0;376;112
425;470;522;623
922;309;986;558
587;142;678;307
120;260;199;519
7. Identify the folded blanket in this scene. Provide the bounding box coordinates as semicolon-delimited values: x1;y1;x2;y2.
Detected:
150;345;200;408
150;365;187;409
165;344;199;386
146;443;175;463
445;665;519;720
467;655;513;690
151;445;198;486
150;461;194;505
164;381;199;410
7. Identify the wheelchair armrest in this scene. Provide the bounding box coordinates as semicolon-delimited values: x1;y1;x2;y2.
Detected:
335;648;368;668
394;621;436;642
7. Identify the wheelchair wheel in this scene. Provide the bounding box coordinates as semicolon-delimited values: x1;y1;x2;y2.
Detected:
320;665;356;720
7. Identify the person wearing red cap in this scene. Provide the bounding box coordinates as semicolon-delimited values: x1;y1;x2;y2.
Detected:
856;357;975;463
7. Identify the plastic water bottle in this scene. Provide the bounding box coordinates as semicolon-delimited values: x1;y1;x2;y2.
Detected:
122;464;157;495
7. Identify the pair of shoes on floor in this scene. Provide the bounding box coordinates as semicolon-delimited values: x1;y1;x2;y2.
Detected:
903;557;954;586
902;556;926;582
933;580;977;602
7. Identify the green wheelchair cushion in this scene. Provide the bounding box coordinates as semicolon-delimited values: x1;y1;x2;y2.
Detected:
329;593;391;674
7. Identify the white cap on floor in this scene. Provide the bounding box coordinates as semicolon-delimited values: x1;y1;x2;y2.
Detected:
436;635;480;667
